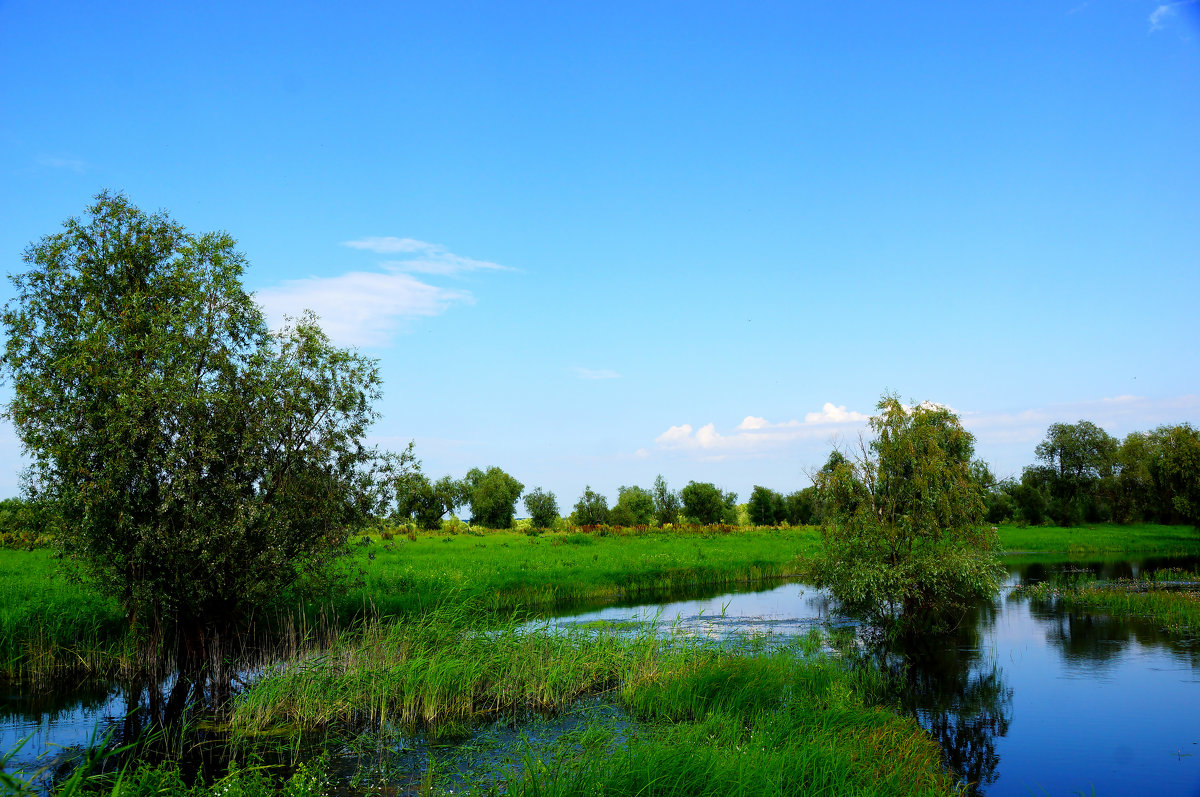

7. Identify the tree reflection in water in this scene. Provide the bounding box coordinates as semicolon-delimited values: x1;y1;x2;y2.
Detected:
857;600;1013;794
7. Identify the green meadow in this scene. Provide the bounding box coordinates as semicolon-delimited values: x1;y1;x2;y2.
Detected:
3;523;1198;684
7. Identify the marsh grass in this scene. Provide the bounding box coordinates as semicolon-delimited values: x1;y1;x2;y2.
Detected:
494;641;961;797
225;606;965;796
230;604;668;734
1018;568;1200;633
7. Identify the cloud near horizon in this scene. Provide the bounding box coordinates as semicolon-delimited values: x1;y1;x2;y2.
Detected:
651;395;1200;463
962;393;1200;446
256;238;511;347
654;403;870;458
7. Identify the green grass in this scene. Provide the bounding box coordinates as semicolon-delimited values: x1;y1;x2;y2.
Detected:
334;524;820;618
6;521;1200;682
0;550;127;683
0;525;819;683
996;522;1200;556
1018;568;1200;633
230;607;963;797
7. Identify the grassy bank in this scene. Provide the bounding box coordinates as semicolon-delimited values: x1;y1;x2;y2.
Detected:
4;521;1197;683
0;526;819;683
1018;568;1200;634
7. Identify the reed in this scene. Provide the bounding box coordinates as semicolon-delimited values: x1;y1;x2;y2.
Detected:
496;641;962;797
227;608;965;796
1018;568;1200;633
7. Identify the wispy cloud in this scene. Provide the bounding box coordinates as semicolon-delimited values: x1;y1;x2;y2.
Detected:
654;403;870;458
963;394;1200;445
1149;1;1196;31
36;156;86;173
342;237;514;276
257;238;512;347
1150;4;1175;30
573;367;620;380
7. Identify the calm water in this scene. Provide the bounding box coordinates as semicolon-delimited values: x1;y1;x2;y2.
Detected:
4;557;1200;795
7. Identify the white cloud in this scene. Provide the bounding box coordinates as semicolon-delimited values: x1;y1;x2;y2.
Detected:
573;367;621;380
654;403;870;457
963;394;1200;446
343;237;429;254
256;270;473;347
343;237;513;276
257;238;512;347
803;403;869;424
656;424;695;445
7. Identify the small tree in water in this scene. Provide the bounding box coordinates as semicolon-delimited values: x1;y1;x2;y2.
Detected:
1;193;407;702
814;395;1003;637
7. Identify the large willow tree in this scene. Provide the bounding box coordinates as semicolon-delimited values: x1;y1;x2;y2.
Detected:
814;395;1003;636
1;192;405;687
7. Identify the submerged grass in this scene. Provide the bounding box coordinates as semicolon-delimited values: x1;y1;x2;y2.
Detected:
230;605;963;797
1018;568;1200;634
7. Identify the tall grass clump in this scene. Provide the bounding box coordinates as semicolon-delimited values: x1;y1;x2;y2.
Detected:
231;603;672;734
496;645;963;797
1019;568;1200;633
232;606;966;796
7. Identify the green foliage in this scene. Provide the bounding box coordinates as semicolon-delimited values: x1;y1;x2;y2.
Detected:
680;482;737;525
523;487;560;529
0;193;405;667
610;485;655;527
1030;420;1118;525
652;475;682;526
783;488;819;525
465;466;524;528
747;486;786;526
814;395;1004;636
0;497;61;549
395;470;467;530
571;485;610;526
1153;423;1200;528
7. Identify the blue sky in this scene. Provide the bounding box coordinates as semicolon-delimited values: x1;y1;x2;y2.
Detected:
2;1;1198;506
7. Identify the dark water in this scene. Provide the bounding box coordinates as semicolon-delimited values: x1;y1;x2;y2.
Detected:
4;557;1200;795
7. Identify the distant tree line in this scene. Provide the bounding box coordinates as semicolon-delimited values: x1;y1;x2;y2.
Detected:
388;470;743;531
978;421;1200;527
5;422;1197;543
